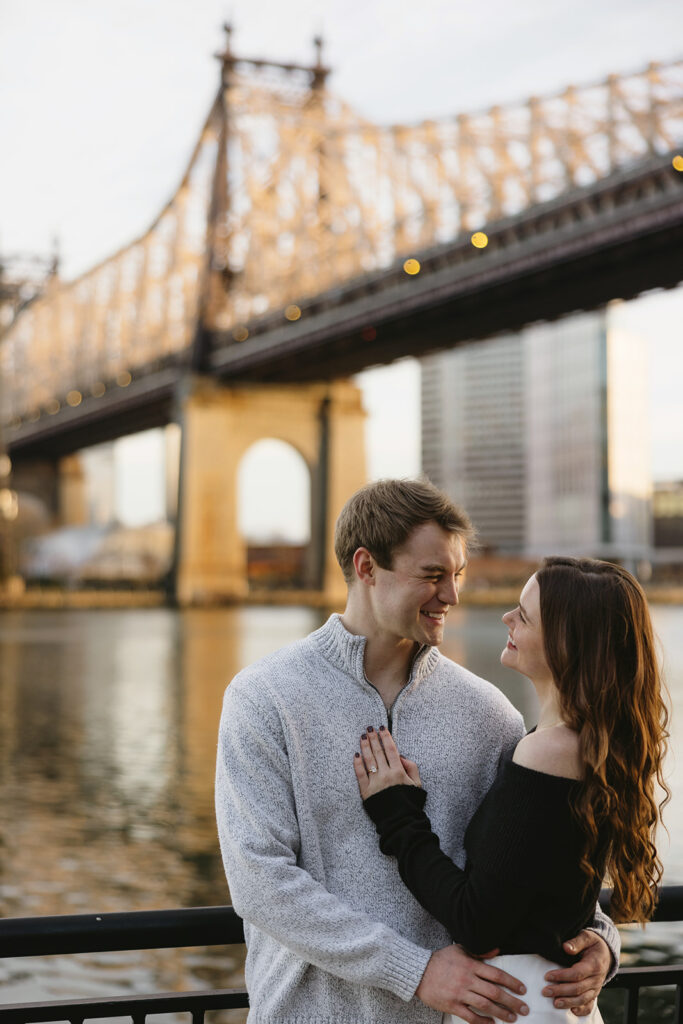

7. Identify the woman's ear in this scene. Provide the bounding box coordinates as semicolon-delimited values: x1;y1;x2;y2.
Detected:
352;546;376;585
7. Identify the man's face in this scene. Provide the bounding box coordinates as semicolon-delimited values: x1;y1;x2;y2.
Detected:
370;521;466;647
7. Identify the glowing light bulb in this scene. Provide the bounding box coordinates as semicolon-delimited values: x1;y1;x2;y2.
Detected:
471;232;489;249
285;305;302;322
66;390;82;407
403;259;421;275
116;371;132;387
232;325;249;342
673;155;683;172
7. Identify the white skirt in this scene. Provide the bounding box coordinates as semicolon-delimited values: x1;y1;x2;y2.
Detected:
443;953;605;1023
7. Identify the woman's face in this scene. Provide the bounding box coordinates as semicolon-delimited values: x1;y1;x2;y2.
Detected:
501;574;553;684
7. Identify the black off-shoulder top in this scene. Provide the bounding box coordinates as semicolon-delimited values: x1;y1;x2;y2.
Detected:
363;756;601;964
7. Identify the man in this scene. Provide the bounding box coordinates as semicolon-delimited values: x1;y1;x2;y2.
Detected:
216;479;619;1023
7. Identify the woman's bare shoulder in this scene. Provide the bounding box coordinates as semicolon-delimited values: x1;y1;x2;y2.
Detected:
512;725;583;780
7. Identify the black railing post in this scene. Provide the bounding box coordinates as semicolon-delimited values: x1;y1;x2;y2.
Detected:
623;988;639;1024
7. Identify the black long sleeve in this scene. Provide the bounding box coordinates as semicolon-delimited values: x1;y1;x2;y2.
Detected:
363;760;599;962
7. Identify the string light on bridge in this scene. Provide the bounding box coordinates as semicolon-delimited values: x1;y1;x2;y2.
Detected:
66;390;82;407
116;371;132;388
0;489;18;522
285;304;302;321
232;325;249;342
471;232;489;249
673;155;683;172
403;259;421;275
46;399;60;415
0;455;11;478
91;382;106;397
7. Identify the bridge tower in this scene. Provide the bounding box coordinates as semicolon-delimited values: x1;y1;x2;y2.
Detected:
175;30;366;605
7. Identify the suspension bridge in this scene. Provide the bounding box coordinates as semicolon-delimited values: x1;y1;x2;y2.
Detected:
1;32;682;601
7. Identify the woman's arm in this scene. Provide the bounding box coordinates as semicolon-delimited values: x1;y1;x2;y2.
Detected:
364;784;535;955
356;727;536;955
356;727;617;1012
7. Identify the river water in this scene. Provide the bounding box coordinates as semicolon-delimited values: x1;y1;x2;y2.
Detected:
0;603;681;1021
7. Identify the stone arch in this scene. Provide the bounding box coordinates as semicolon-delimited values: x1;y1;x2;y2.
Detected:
237;438;311;544
175;379;367;604
237;438;312;589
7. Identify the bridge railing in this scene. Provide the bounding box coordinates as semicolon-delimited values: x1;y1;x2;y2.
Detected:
0;890;682;1023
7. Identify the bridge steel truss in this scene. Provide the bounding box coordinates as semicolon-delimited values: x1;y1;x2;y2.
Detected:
1;37;682;437
208;151;683;383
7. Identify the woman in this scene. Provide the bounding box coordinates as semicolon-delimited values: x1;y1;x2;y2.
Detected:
354;557;669;1023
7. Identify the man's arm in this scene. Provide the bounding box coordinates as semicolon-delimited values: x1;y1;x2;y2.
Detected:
216;681;430;1001
541;907;619;1017
586;901;620;979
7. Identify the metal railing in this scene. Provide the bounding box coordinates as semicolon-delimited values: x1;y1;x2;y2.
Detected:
0;905;247;1024
599;886;683;1023
0;888;682;1023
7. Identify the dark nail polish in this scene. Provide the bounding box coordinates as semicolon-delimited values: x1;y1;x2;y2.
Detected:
367;725;375;732
361;732;367;740
354;752;361;758
379;724;386;732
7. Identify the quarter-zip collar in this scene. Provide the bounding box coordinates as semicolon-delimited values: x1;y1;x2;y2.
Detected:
312;613;440;692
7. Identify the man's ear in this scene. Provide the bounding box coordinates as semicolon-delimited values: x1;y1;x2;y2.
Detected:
352;547;376;585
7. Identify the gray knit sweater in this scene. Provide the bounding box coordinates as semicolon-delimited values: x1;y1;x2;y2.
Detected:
215;613;619;1024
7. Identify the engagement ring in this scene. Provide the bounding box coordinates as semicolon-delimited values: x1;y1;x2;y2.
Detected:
369;766;378;773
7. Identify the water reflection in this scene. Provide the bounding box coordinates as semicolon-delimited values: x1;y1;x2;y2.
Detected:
0;604;680;1022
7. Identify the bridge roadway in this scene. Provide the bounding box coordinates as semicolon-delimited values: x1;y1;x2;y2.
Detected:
7;151;683;461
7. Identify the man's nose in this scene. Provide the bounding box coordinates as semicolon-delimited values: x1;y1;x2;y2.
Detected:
439;576;459;606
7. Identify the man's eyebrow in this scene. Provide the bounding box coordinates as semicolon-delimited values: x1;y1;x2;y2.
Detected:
420;562;468;573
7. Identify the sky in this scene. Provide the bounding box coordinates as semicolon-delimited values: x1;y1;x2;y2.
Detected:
1;0;682;537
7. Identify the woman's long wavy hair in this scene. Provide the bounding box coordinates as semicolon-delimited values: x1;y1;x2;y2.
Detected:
536;556;669;923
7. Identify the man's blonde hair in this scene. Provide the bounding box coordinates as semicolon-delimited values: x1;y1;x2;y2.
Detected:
334;478;474;583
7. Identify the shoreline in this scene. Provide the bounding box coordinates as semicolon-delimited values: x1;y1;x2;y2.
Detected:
1;584;682;610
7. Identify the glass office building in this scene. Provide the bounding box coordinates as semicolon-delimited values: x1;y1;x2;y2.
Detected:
421;308;652;562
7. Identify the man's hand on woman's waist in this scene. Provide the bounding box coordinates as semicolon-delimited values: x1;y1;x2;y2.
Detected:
417;944;529;1023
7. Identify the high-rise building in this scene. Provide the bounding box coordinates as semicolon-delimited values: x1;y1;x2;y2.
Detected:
653;481;683;548
421;308;652;562
422;333;525;551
